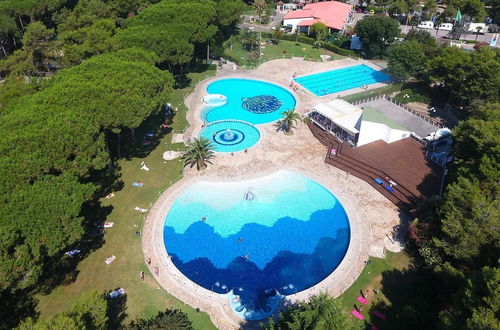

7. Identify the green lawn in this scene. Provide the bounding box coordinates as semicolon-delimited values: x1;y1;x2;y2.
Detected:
339;251;411;325
242;3;276;16
225;39;343;67
36;68;217;329
341;83;404;103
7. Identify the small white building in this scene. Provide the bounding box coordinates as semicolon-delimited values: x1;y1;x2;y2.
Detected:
305;99;411;147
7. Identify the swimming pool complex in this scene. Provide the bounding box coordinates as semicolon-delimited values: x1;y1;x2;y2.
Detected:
163;171;350;320
294;64;390;96
199;78;296;152
202;78;296;124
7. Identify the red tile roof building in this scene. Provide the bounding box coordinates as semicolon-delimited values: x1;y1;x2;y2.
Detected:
283;1;352;33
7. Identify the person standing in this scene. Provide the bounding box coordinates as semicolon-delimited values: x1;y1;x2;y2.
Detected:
140;271;145;281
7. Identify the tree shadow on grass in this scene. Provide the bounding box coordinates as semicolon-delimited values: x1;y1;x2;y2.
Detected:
37;167;118;295
0;289;39;329
120;111;175;160
173;74;191;89
106;289;128;329
367;267;440;330
36;201;114;295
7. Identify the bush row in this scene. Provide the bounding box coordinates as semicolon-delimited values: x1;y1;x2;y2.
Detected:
273;33;359;57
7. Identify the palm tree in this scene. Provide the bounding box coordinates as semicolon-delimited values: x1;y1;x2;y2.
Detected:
275;109;301;135
182;137;215;170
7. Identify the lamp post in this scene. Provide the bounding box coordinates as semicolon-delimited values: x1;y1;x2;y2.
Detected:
207;40;210;63
439;168;448;196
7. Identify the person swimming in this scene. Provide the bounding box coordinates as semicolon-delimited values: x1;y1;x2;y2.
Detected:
201;216;206;222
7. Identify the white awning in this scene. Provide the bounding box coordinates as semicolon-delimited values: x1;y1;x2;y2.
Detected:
308;99;363;135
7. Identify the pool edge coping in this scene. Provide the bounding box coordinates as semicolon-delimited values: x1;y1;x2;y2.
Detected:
142;168;372;329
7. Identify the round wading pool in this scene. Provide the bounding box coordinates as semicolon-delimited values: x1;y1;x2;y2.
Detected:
200;120;260;153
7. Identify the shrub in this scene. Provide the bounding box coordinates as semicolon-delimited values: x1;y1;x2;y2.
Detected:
394;89;431;104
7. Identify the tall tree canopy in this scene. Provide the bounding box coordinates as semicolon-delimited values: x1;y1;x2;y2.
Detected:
427;47;500;107
113;0;218;67
355;15;400;58
0;47;172;296
387;40;426;81
262;293;354;330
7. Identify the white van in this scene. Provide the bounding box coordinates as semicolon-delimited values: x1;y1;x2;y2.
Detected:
467;23;486;34
418;21;434;29
438;23;453;31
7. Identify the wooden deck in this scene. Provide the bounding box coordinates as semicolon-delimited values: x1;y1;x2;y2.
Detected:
307;122;442;210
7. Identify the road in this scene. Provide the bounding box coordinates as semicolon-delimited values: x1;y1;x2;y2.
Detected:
239;11;286;32
399;24;498;44
239;12;499;46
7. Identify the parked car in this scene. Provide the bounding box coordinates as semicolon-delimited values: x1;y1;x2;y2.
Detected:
418;21;434;29
467;23;486;34
438;23;453;31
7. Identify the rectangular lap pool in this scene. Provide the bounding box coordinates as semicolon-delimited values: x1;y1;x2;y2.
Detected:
294;64;390;96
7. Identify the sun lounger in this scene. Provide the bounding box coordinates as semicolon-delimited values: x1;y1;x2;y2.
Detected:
109;288;125;299
105;255;116;264
65;249;81;256
357;296;368;304
132;182;144;187
384;185;395;193
374;178;383;185
105;193;115;199
104;222;114;228
351;310;364;320
373;311;386;320
134;207;148;213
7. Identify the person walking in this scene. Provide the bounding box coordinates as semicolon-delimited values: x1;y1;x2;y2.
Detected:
140;271;145;281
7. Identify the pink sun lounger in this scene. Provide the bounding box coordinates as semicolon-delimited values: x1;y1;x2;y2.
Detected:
352;310;364;320
357;296;368;304
374;311;386;320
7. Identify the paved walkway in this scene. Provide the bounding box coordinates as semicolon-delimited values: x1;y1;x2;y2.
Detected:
362;98;439;137
142;59;405;329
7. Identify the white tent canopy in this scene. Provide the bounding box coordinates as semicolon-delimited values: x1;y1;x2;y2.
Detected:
307;99;363;135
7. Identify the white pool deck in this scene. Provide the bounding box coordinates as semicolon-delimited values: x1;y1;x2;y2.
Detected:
142;58;405;329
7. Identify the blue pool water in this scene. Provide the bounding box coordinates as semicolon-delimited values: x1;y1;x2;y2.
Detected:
200;121;260;153
163;171;350;319
203;78;296;124
294;64;391;96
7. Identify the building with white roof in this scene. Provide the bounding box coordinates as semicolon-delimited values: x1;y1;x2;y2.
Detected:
305;99;411;147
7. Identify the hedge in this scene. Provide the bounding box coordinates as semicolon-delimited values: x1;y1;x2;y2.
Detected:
268;33;359;57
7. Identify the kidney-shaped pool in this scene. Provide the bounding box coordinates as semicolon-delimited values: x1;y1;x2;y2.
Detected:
202;78;296;125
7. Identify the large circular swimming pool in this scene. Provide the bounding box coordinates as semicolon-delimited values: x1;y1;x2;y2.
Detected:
202;78;296;124
163;171;350;320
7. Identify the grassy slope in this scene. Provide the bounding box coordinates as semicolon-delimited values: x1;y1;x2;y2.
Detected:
339;252;411;325
35;69;217;329
225;39;343;67
341;83;404;103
